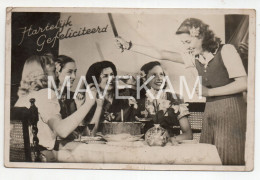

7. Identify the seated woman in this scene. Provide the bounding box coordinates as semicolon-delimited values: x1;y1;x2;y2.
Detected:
55;55;82;118
15;54;96;161
83;60;136;135
135;61;193;142
54;55;84;141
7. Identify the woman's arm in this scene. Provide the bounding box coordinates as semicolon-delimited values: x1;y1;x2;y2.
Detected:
173;116;193;141
115;37;184;63
201;44;247;97
48;89;97;138
130;44;183;63
201;76;247;97
85;99;104;135
48;99;95;138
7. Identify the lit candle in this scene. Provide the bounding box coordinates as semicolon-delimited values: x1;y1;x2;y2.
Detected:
121;109;124;122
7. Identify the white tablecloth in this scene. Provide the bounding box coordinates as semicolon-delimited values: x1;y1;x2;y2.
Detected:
61;142;222;165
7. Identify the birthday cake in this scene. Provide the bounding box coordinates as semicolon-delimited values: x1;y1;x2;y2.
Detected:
99;122;143;135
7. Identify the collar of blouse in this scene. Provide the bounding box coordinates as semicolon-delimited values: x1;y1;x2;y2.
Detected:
195;46;220;68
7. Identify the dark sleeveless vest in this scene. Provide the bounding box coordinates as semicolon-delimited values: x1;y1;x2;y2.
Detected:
195;45;234;89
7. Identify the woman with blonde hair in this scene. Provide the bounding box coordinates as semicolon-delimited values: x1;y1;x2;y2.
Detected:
15;54;96;161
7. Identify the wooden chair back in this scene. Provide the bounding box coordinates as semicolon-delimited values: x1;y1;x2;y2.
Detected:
10;98;41;162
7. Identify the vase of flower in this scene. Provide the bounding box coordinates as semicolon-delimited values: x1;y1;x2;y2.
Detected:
145;124;169;146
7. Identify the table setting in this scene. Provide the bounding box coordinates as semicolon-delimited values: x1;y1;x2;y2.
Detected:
58;119;222;165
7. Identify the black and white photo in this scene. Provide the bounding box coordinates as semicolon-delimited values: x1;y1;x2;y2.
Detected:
4;8;255;171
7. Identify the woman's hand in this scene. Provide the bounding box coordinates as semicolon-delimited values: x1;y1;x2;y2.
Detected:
76;92;85;100
115;36;132;52
83;84;97;107
196;85;211;97
170;137;179;146
75;93;85;109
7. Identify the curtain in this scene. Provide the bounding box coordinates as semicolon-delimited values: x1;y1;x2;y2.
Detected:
227;16;249;73
226;15;249;103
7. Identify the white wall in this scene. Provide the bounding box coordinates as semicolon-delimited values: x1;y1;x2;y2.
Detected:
59;12;225;102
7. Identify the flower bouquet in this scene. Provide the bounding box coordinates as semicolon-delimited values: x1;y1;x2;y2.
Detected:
140;88;189;146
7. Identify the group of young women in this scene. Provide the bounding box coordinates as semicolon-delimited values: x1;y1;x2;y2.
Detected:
14;18;247;165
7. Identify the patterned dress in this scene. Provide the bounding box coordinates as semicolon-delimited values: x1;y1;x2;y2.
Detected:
135;90;190;136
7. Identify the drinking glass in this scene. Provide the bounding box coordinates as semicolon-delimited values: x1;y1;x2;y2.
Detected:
87;124;95;137
77;125;85;141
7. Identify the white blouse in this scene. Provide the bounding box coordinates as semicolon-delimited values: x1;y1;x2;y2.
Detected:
15;88;61;150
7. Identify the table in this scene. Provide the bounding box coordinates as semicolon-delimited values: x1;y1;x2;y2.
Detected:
60;142;222;165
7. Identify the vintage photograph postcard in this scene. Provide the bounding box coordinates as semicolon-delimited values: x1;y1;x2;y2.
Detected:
4;7;255;171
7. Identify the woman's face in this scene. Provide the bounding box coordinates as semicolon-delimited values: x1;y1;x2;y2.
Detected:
178;33;203;55
146;65;165;91
58;62;77;88
99;67;115;91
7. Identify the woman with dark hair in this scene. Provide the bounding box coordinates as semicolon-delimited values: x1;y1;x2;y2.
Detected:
135;61;192;141
55;55;80;119
115;18;247;165
86;61;117;93
83;60;136;135
54;55;86;141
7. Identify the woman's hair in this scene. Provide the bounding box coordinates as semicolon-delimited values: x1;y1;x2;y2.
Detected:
18;54;55;97
55;55;76;86
86;61;117;84
55;55;75;73
141;61;162;75
176;18;221;53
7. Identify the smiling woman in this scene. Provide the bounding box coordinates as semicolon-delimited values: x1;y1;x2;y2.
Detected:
115;17;247;165
134;61;193;142
56;55;77;90
175;18;247;165
82;60;137;135
54;55;82;120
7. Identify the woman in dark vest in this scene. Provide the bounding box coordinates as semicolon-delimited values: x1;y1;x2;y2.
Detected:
115;18;247;165
55;55;82;118
55;55;84;141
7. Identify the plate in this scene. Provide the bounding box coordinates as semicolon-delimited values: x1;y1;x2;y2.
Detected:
84;140;106;144
106;141;145;147
135;117;152;122
103;133;144;142
178;140;198;144
138;119;151;122
74;136;103;142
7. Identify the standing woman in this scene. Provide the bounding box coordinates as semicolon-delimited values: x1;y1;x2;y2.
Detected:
115;18;247;165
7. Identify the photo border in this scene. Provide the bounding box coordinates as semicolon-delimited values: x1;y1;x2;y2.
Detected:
4;7;256;171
